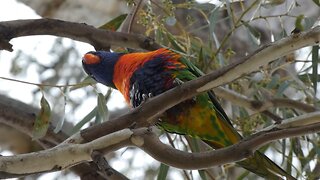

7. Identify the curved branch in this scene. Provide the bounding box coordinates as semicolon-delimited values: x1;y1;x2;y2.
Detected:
138;120;320;170
2;112;319;177
0;19;161;51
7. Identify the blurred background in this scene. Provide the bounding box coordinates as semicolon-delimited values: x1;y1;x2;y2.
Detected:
0;0;319;179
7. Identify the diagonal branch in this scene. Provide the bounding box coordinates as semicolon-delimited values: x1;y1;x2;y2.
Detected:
0;129;132;178
81;26;320;142
0;19;161;51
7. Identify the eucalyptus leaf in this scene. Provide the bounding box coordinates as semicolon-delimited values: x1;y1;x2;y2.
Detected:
157;163;169;180
97;93;109;122
99;14;128;31
32;93;52;140
242;21;261;45
276;81;290;97
294;15;305;32
312;0;320;6
70;76;96;91
266;75;280;89
312;45;319;94
261;0;285;8
72;107;97;134
54;95;66;133
166;32;185;52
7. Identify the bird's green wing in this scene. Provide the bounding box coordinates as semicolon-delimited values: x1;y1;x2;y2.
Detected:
178;56;236;128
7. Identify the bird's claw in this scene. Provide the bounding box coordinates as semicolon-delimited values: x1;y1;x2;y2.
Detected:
141;93;153;104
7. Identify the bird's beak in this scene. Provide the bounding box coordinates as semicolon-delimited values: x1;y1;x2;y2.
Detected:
82;53;101;65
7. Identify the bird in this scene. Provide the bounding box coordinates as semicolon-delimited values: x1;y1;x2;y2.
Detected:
82;48;295;179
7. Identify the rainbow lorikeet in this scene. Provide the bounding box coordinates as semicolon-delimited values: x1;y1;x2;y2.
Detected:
82;48;294;179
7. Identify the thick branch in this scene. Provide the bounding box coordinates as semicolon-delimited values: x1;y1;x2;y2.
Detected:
138;120;320;170
0;19;161;51
1;112;320;176
0;129;132;178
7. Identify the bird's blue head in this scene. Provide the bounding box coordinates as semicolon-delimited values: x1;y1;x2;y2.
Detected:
82;51;122;88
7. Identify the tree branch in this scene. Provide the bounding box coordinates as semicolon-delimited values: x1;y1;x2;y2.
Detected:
0;129;132;178
1;112;320;177
0;19;161;51
137;119;320;170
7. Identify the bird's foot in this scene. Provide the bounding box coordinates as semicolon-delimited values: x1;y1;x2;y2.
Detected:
141;93;153;104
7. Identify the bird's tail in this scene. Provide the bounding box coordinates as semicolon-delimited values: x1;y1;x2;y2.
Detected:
205;141;296;179
237;151;296;180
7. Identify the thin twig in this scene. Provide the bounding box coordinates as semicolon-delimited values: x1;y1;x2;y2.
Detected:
0;76;92;88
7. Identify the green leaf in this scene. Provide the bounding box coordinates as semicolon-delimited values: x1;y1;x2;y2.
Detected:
266;74;280;89
186;138;207;180
276;81;290;97
274;29;288;41
298;73;320;82
157;163;169;180
97;93;109;122
292;15;305;33
72;107;97;134
54;92;67;133
166;32;185;52
98;14;128;31
281;139;287;163
312;0;320;6
286;146;293;175
32;93;52;140
261;0;285;8
208;6;219;36
70;76;96;91
95;109;102;124
195;3;216;11
304;17;318;30
242;21;261;45
312;46;319;94
198;170;207;180
189;138;199;151
237;171;250;180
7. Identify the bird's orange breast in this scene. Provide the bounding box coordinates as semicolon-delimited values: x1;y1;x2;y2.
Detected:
113;48;181;104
